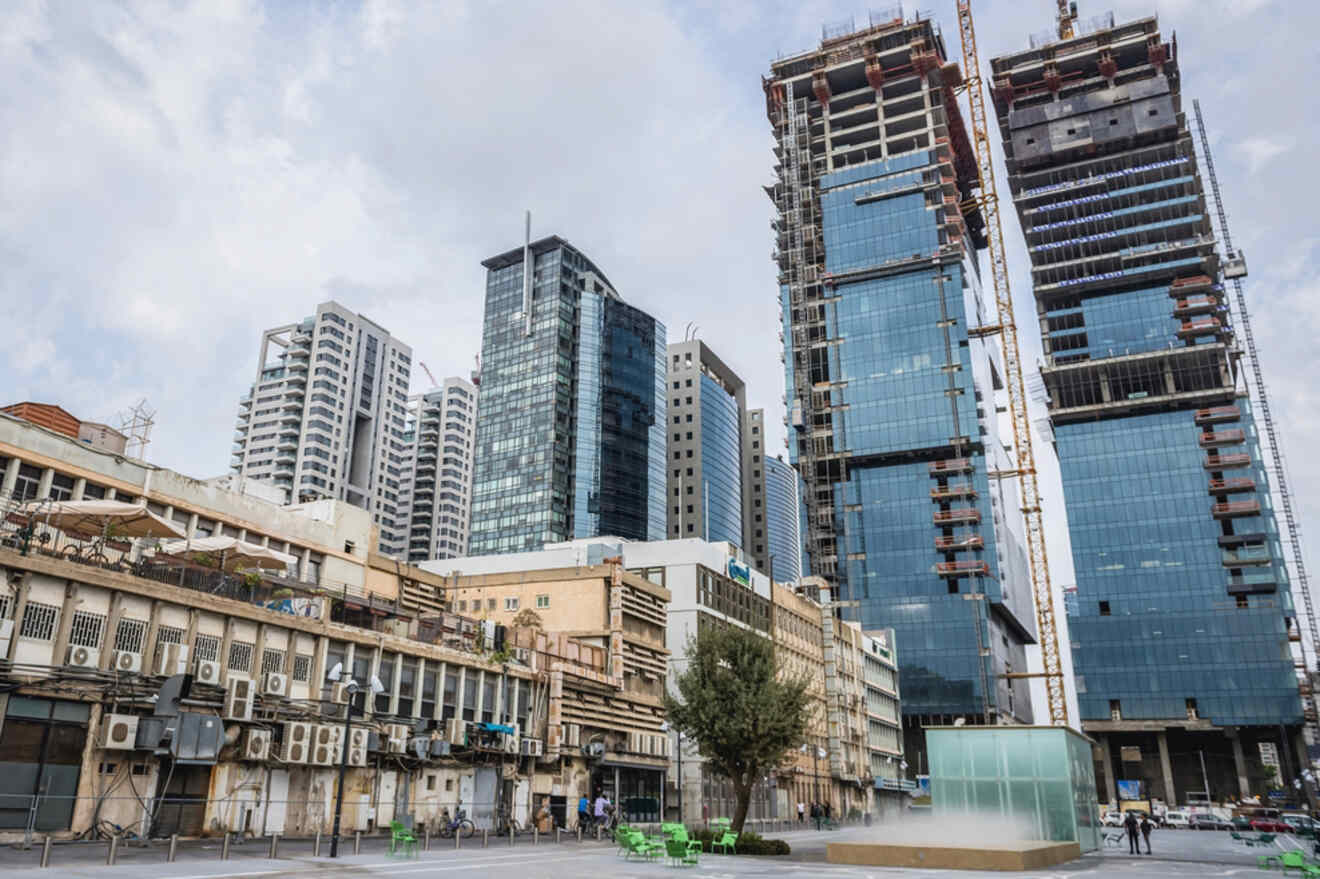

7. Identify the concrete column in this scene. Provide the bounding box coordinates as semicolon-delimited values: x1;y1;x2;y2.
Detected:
1;457;19;496
310;635;329;696
433;661;446;722
186;513;199;540
367;644;381;719
99;593;126;671
104;487;116;500
300;548;312;584
1157;731;1177;806
5;574;30;663
184;610;200;672
51;582;80;668
218;618;235;686
1231;733;1252;799
252;624;268;682
141;600;163;675
415;659;426;720
36;468;54;500
455;666;467;722
71;478;86;502
1097;735;1117;804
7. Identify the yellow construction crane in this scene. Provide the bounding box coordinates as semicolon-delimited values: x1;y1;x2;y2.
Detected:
955;0;1069;727
1057;1;1078;40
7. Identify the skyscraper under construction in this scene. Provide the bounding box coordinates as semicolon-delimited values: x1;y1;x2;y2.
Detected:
765;10;1038;762
991;13;1304;802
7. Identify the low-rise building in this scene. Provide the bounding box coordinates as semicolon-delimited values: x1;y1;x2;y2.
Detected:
0;412;669;839
434;537;906;822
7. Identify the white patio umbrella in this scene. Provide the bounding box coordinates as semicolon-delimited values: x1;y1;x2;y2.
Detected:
154;535;296;571
19;499;187;540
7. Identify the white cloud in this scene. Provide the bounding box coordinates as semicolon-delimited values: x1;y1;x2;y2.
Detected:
1234;136;1294;174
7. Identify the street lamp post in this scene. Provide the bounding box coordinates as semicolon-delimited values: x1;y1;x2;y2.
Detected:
326;664;383;859
662;722;683;823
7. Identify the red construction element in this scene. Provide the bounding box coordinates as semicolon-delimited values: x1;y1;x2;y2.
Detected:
911;42;939;77
1148;37;1168;70
1195;405;1240;425
1178;317;1223;337
1098;52;1117;80
1199;429;1245;448
1173;295;1220;316
933;508;981;525
865;55;886;91
1208;478;1256;494
1205;453;1251;470
1212;500;1261;519
992;78;1015;109
1171;274;1214;290
812;70;831;106
1043;64;1062;93
936;560;990;576
929;458;974;475
931;483;978;501
935;535;985;552
763;79;785;120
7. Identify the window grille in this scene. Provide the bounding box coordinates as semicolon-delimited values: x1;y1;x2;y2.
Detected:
228;641;253;673
19;602;60;641
114;619;147;654
261;648;285;676
0;592;14;620
154;626;184;659
194;634;220;664
292;655;312;682
69;611;106;648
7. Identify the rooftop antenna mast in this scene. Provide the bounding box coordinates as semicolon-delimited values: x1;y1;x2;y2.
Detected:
118;398;156;460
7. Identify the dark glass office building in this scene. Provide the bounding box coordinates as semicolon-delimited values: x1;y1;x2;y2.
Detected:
766;13;1037;765
469;236;667;555
992;15;1303;803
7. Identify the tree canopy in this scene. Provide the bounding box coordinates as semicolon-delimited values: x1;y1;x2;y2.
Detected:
664;623;813;832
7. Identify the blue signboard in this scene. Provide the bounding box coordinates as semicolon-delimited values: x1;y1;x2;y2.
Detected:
1116;780;1142;801
727;558;751;586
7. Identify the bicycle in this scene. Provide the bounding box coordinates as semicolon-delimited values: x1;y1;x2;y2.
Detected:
96;820;143;842
437;808;475;839
494;810;527;836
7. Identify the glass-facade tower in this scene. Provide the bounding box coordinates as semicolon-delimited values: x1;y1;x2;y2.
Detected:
992;15;1302;801
762;455;802;583
766;13;1037;760
469;236;666;555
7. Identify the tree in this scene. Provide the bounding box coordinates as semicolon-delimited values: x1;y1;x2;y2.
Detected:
664;624;813;833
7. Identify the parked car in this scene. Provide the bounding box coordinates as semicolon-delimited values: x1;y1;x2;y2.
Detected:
1282;814;1317;835
1191;813;1233;831
1232;815;1254;831
1102;811;1124;827
1250;817;1293;833
1164;811;1191;829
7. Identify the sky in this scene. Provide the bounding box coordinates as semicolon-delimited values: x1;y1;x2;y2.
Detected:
3;0;1317;716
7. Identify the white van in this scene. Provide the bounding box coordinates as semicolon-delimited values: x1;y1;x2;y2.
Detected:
1164;811;1190;829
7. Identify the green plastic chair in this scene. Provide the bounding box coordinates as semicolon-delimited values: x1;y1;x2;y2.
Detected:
711;830;738;854
624;831;664;861
388;820;417;858
665;837;699;866
667;825;703;856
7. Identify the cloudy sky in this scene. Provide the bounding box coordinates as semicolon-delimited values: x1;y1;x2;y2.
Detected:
4;0;1316;689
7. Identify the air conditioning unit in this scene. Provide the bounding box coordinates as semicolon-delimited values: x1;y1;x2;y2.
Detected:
346;727;368;766
114;650;143;674
410;736;430;759
584;741;605;758
280;722;310;763
445;718;466;747
512;647;531;665
154;643;188;677
502;728;521;755
430;739;451;757
225;678;254;721
100;713;139;750
262;672;288;697
520;738;543;758
386;723;409;754
67;644;101;670
311;724;341;765
330;682;351;704
243;729;271;761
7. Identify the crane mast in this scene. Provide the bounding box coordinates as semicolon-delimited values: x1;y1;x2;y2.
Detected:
956;0;1068;726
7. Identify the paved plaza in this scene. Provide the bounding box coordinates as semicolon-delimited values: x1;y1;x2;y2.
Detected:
0;825;1308;878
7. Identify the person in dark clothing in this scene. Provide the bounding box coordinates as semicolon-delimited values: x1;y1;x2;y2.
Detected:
1139;815;1153;854
824;802;832;822
811;801;822;831
1124;812;1140;854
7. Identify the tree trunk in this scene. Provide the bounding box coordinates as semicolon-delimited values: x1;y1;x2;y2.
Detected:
731;776;753;834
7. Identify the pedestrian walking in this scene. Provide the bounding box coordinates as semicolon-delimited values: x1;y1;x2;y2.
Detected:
1124;812;1140;855
811;801;822;831
1140;814;1153;855
797;801;805;824
594;792;609;829
824;802;832;822
577;794;590;830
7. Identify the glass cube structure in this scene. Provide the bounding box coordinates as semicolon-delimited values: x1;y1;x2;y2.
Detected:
928;726;1100;852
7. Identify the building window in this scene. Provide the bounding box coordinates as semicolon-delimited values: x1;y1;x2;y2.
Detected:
19;602;59;642
293;655;312;682
487;598;496;611
68;611;106;648
1098;601;1110;616
261;648;286;676
536;595;550;609
228;641;254;674
504;597;519;611
194;634;220;664
113;618;147;654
